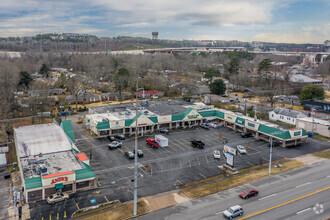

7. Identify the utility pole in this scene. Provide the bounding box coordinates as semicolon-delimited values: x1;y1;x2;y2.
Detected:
89;130;92;159
133;74;139;216
311;108;315;135
269;137;273;175
244;99;247;116
254;101;257;121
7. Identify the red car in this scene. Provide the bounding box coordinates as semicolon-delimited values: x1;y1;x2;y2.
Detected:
239;188;258;199
146;138;159;147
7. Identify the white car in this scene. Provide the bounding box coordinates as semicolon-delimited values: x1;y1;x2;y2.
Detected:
237;145;247;154
223;205;244;218
213;150;221;159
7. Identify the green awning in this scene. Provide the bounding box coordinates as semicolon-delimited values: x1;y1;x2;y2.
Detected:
55;183;64;189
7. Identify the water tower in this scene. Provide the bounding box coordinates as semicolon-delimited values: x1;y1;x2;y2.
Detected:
152;32;159;40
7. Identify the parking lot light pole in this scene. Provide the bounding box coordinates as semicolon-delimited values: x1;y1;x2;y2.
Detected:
133;75;139;216
269;137;273;175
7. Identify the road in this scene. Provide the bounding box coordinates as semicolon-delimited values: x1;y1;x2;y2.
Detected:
138;159;330;220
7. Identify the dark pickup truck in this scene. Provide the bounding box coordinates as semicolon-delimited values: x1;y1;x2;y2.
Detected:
191;140;205;149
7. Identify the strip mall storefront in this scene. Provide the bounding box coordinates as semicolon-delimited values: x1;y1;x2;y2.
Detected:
25;169;96;203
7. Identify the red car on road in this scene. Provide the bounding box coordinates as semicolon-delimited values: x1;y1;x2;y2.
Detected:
146;138;159;147
239;188;258;199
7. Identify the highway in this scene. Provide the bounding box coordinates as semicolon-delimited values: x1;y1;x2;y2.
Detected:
138;159;330;220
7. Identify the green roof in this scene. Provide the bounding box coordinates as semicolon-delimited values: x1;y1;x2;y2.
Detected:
258;124;291;140
235;117;245;126
216;110;225;119
75;164;96;181
198;110;217;118
96;121;110;130
61;120;75;142
125;112;142;127
25;177;42;190
302;129;307;136
148;116;158;123
172;107;194;121
171;113;185;121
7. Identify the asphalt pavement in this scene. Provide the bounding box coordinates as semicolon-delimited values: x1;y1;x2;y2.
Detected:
138;159;330;220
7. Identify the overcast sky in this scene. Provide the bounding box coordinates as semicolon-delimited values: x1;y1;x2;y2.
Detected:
0;0;329;43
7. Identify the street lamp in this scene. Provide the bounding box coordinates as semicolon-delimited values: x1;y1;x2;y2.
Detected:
133;75;143;216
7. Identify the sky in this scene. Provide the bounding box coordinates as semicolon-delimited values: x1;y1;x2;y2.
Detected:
0;0;329;43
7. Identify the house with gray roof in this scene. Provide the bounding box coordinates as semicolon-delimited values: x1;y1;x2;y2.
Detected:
269;107;307;125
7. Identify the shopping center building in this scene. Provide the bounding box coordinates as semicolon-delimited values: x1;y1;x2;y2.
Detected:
14;121;96;203
85;101;308;147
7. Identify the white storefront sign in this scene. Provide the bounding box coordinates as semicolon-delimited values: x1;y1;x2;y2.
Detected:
110;120;125;129
224;145;237;155
225;114;236;123
136;115;154;127
158;115;171;123
42;171;76;187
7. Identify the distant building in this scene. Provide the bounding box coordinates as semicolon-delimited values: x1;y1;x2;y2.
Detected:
296;117;330;137
137;90;164;98
269;107;307;125
324;40;330;47
303;100;330;114
289;74;322;85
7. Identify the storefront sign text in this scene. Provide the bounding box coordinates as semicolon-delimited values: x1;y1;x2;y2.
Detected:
187;115;199;119
247;122;255;127
51;177;68;184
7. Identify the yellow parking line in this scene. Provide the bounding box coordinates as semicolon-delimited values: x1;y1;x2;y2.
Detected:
246;161;254;166
169;140;185;150
141;147;155;155
173;139;190;149
139;166;152;176
199;173;207;178
104;196;109;202
239;186;330;220
167;145;178;151
262;157;269;161
181;138;191;145
127;190;134;195
161;147;171;153
117;186;127;190
76;203;80;210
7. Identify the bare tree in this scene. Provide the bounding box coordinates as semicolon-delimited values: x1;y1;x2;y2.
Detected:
0;61;19;119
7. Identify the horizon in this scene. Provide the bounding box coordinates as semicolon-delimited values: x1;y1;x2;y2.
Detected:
0;1;329;44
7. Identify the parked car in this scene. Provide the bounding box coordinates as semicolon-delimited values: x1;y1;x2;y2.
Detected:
107;136;116;142
239;188;259;199
115;134;126;140
146;138;159;147
199;123;210;129
133;149;144;157
159;129;169;134
125;151;135;159
236;145;247;154
223;205;244;219
241;132;252;138
269;140;282;147
191;140;205;149
108;141;122;150
213;150;221;159
47;193;69;204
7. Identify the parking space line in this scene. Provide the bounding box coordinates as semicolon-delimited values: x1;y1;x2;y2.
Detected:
173;138;191;149
170;162;173;171
262;157;269;161
139;165;152;176
197;157;201;166
167;145;178;152
246;161;255;166
160;146;171;153
170;140;187;150
179;160;182;169
188;160;192;168
104;195;109;202
141;147;155;155
160;164;163;172
117;186;127;190
204;155;209;164
127;190;133;195
199;173;207;179
180;138;191;145
176;179;183;185
76;203;80;210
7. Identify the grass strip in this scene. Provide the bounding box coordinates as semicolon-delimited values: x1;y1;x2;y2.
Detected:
181;160;303;199
77;200;148;220
314;149;330;159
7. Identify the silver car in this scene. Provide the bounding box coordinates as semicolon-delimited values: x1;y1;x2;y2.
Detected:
108;141;122;150
223;205;244;219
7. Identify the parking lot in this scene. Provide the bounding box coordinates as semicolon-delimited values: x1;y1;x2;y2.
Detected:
28;114;330;219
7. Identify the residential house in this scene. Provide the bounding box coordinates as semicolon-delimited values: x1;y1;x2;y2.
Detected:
137;90;164;98
269;107;307;125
